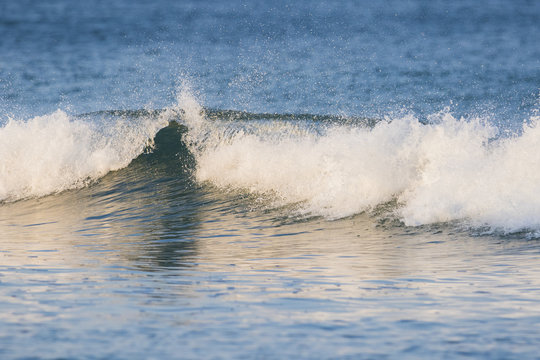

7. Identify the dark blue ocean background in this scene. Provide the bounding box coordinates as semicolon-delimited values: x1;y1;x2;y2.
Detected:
2;0;538;120
1;0;540;359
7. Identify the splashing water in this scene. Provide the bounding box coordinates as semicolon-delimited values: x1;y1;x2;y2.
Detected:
0;109;169;202
3;86;540;232
178;90;540;232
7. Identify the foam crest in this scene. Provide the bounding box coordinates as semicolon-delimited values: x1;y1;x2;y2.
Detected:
401;115;540;230
182;97;540;231
194;118;419;218
0;110;167;202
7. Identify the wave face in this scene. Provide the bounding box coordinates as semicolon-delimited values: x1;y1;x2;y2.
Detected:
0;110;168;202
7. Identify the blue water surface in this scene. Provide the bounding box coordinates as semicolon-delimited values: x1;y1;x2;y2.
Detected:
1;0;538;120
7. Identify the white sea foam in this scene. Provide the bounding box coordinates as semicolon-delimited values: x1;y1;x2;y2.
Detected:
178;91;540;232
0;109;168;202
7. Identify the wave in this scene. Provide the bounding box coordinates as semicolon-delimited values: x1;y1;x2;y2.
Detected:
174;89;540;232
2;88;540;232
0;109;169;202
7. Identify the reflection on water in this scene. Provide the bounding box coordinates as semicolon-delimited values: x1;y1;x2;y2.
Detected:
1;169;540;358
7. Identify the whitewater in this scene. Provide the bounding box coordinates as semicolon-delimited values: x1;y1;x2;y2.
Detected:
2;87;540;233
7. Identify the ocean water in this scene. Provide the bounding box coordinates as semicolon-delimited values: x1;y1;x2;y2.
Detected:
1;0;540;358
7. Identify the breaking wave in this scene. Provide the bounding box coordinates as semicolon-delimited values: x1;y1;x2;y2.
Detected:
175;90;540;232
0;109;169;202
2;87;540;232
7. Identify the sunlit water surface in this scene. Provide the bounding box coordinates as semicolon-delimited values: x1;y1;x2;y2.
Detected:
2;173;540;358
